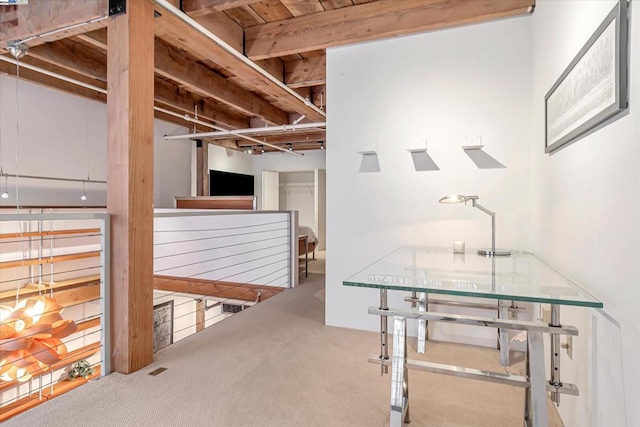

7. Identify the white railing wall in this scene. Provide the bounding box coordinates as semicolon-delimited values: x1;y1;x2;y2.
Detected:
151;209;298;348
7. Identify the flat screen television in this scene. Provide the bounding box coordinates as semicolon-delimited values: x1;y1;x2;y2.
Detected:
209;170;254;196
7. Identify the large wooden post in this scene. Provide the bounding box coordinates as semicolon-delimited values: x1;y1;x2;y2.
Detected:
195;140;209;196
107;0;155;374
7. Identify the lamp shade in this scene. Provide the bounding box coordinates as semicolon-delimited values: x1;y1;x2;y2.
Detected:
0;296;77;382
439;194;469;204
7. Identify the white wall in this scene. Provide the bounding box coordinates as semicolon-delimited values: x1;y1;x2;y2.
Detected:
279;171;315;228
0;75;191;208
325;16;533;343
530;1;640;425
155;122;192;208
251;149;326;209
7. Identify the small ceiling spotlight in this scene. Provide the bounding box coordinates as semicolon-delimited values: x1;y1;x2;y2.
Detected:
1;171;8;199
287;144;293;151
7;41;28;60
247;147;253;154
81;179;88;201
260;145;265;153
320;141;325;150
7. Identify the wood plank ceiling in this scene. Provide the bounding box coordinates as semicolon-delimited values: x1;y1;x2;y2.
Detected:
0;0;535;153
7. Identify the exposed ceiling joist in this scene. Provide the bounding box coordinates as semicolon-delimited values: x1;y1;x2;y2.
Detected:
279;0;324;17
27;38;107;82
153;1;326;121
154;78;251;129
154;38;289;125
0;54;243;131
187;10;244;52
72;30;268;127
319;0;354;11
0;0;108;49
0;56;106;102
75;28;107;51
221;130;326;146
285;56;326;88
182;0;263;16
244;0;535;60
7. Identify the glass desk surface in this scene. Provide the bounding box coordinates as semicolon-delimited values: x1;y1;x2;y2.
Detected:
343;246;603;308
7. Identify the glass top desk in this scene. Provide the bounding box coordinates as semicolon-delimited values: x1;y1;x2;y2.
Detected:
343;246;603;427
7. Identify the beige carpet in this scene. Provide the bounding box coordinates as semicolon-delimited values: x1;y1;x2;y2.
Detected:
5;272;562;427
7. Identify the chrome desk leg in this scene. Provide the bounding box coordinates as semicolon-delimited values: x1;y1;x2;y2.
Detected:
499;300;510;366
524;330;548;427
417;292;427;354
380;289;389;375
550;304;561;405
391;316;409;427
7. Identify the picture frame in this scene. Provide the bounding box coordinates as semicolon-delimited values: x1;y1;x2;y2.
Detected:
545;0;629;154
153;300;174;353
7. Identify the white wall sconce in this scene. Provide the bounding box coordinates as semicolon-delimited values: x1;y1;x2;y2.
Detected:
358;151;380;173
462;136;506;169
358;141;380;173
407;139;439;171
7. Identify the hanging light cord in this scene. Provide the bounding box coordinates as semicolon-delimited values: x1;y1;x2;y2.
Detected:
14;54;21;211
13;53;27;303
0;71;4;177
85;94;91;183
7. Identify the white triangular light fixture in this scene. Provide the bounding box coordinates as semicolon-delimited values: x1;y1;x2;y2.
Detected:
462;136;506;169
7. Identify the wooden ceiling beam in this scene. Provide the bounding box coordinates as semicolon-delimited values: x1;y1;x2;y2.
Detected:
0;0;108;49
245;0;535;59
182;0;264;16
213;131;326;146
76;28;108;51
154;9;325;121
319;0;354;10
279;0;324;16
27;38;107;82
285;56;325;88
5;34;249;130
209;139;242;150
154;38;288;125
1;56;209;131
154;78;250;129
187;11;244;52
0;56;107;103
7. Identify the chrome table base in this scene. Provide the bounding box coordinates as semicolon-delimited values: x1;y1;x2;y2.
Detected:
372;297;577;427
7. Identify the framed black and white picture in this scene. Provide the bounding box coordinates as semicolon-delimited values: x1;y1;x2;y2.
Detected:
153;300;174;353
545;0;629;154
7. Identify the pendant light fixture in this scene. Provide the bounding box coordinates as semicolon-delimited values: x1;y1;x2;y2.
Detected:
0;297;78;382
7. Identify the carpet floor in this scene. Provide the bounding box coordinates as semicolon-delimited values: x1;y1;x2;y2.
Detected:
5;272;563;426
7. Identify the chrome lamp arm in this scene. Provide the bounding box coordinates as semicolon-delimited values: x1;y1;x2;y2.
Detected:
470;199;496;256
